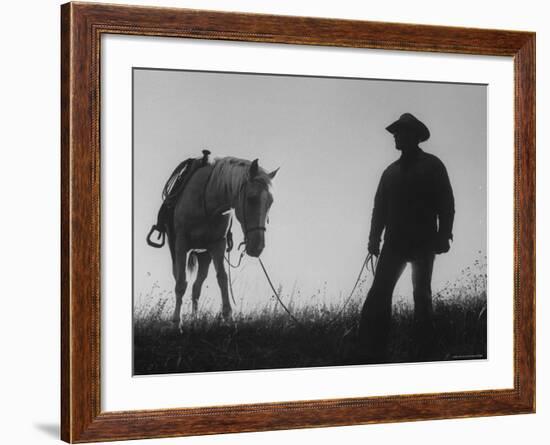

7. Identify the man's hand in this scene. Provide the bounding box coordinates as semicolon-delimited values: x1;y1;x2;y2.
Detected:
368;241;380;257
434;236;451;254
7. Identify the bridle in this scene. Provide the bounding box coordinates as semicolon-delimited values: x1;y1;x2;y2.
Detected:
238;179;268;247
202;170;268;251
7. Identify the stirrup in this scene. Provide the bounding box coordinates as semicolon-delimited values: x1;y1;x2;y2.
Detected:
146;225;166;248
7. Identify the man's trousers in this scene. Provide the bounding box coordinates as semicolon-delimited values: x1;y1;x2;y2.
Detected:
358;246;436;362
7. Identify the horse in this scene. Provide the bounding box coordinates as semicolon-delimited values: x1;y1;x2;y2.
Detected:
159;156;279;324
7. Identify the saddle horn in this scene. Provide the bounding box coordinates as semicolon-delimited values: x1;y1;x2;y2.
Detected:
201;149;211;166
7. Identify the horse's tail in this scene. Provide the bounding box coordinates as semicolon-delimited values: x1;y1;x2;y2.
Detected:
187;251;198;274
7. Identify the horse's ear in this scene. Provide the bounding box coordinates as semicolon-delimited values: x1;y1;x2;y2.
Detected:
250;159;259;178
268;167;280;180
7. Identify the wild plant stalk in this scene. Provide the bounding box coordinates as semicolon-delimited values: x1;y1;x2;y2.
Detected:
134;257;487;374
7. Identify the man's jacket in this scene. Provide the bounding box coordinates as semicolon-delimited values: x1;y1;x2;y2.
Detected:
369;147;455;256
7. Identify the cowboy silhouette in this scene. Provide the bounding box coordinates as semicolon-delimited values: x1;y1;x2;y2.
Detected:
359;113;455;362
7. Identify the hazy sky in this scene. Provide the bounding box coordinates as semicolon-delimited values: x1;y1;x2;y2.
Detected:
133;68;486;314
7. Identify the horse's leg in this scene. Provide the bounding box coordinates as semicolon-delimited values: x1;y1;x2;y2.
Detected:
191;252;211;316
172;235;188;324
209;240;232;320
166;225;176;277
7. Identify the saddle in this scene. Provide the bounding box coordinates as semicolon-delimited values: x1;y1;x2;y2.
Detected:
146;150;211;248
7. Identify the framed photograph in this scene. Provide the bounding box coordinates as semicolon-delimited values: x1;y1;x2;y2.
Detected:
61;2;535;442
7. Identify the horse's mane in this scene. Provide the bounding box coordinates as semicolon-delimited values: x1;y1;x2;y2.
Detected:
209;157;271;201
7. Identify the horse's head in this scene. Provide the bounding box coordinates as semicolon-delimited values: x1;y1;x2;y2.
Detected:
236;159;279;257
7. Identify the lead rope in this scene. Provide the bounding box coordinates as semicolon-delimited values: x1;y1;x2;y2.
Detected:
258;257;304;327
325;252;376;326
225;175;377;325
257;252;378;328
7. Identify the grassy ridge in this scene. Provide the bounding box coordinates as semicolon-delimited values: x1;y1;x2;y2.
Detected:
133;260;487;375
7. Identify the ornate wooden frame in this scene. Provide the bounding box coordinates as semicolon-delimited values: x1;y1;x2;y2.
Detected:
61;2;535;442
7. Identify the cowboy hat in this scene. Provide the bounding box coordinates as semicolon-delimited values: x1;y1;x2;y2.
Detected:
385;113;430;142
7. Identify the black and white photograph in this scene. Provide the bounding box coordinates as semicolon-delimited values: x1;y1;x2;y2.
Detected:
132;68;487;375
1;0;544;442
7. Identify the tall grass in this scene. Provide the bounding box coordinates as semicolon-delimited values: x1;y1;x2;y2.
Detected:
133;257;487;375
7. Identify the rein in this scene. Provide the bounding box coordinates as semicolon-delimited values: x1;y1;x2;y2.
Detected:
257;252;377;328
201;169;266;307
225;180;267;308
227;178;379;326
197;159;378;326
258;257;303;326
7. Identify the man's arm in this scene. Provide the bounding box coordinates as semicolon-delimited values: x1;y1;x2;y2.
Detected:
368;172;387;254
435;161;455;244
